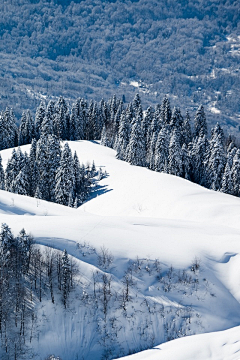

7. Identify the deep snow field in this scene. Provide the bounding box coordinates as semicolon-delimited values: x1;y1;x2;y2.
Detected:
1;140;240;360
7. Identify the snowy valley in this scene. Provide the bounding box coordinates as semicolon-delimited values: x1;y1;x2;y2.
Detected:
0;140;240;360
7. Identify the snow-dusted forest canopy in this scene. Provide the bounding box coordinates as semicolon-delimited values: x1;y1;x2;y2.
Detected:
0;0;239;132
0;93;240;201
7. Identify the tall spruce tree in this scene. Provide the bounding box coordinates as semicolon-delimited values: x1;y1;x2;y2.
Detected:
168;130;183;177
116;111;130;161
126;111;146;167
0;155;5;190
232;149;240;197
221;162;234;195
194;105;207;138
154;127;169;173
55;143;75;206
35;101;46;140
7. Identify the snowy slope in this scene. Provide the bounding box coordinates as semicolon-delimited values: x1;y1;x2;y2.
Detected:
1;141;240;360
117;325;240;360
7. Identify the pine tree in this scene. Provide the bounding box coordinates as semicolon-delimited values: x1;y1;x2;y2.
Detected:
18;110;35;146
132;93;143;124
13;170;28;196
207;134;226;191
142;106;154;151
29;139;38;197
168;130;183;177
221;162;234;195
190;135;209;186
182;143;191;180
55;143;75;206
232;149;240;197
126;112;146;167
154;127;169;173
0;108;18;150
183;111;192;145
147;132;158;170
194;105;207;138
206;123;226;190
5;149;19;192
36;134;61;201
54;96;69;139
0;155;5;190
35;101;46;140
116;111;130;161
170;107;184;146
161;96;172;125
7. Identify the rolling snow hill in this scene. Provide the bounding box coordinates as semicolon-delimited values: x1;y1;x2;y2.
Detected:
1;140;240;359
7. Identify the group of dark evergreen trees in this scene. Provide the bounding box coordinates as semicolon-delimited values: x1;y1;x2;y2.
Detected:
0;132;95;207
0;223;74;359
102;94;239;196
0;93;239;199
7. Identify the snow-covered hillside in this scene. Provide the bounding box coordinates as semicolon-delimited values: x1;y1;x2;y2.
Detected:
1;140;240;360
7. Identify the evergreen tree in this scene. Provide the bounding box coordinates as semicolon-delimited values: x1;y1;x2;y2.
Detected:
54;96;68;139
154;127;169;173
29;139;38;197
232;149;240;197
183;111;192;145
182;143;191;180
142;106;154;150
55;143;75;206
116;111;130;161
18;110;35;146
206;123;226;190
194;105;207;138
126;112;146;167
5;149;19;192
161;96;172;125
0;108;18;150
170;107;184;146
207;134;226;191
13;170;28;196
221;162;234;195
35;101;46;140
190;135;209;186
168;130;183;177
147;132;158;170
0;155;5;190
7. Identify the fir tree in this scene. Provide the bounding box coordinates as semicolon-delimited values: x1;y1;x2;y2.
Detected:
232;149;240;197
18;110;35;146
55;143;75;206
147;132;158;170
221;162;234;195
183;111;192;145
0;155;5;190
161;96;172;125
168;130;183;177
116;111;130;161
194;105;207;138
35;101;46;140
154;127;169;173
13;170;28;196
142;106;154;150
126;112;146;167
190;135;209;186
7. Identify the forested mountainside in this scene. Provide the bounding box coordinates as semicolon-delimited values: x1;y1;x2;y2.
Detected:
0;0;239;132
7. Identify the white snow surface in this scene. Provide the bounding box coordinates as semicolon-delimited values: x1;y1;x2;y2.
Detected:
1;140;240;360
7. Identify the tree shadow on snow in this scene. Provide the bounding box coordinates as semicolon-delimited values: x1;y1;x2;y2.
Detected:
84;184;113;203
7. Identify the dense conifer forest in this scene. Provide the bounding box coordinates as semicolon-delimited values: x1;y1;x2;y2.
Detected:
0;93;239;200
0;0;239;132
